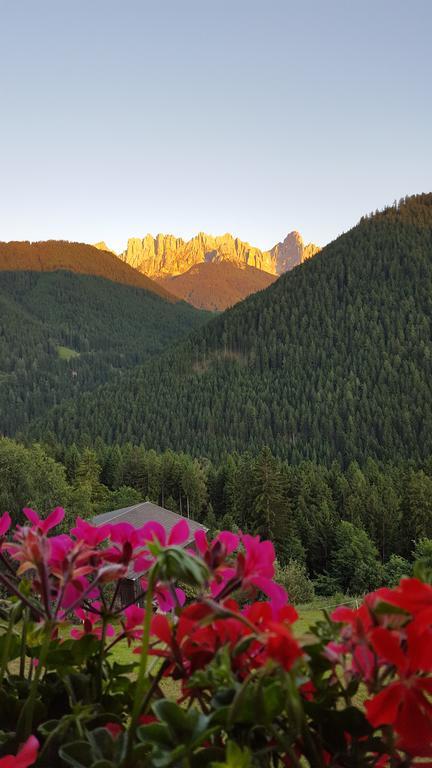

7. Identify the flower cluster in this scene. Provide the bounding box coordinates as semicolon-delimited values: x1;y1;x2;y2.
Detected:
328;578;432;758
0;507;430;767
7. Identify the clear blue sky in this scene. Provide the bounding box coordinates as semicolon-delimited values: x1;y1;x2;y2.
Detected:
0;0;431;252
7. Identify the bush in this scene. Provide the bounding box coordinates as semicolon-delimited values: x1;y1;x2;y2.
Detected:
313;573;341;596
275;559;315;603
382;554;411;586
412;536;432;570
330;521;383;594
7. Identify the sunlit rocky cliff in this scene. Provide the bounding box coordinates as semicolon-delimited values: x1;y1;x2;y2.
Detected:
120;231;319;278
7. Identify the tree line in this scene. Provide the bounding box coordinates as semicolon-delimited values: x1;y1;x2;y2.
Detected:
2;437;431;598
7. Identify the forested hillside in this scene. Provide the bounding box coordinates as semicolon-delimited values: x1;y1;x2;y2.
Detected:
30;194;432;465
0;270;209;434
0;239;175;299
156;261;277;310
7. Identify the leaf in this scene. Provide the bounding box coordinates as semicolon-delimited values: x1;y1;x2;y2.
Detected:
210;741;252;768
373;601;409;617
137;722;172;748
91;762;116;768
59;740;94;768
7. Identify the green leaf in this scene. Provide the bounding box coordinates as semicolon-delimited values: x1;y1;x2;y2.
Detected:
210;741;252;768
137;722;172;748
373;601;409;617
59;740;94;768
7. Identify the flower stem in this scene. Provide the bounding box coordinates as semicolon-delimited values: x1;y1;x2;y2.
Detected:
0;603;19;687
125;565;158;765
16;621;52;741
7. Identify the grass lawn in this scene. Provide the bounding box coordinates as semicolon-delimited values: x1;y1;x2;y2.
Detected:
56;345;80;360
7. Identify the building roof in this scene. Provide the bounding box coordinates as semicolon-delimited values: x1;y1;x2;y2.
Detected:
92;500;206;550
92;501;207;582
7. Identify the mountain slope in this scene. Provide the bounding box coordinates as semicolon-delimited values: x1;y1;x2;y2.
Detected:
156;262;277;310
0;240;176;301
122;231;319;278
0;269;209;435
29;194;432;465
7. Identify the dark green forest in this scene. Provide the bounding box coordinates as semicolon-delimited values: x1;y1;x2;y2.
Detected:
28;194;432;465
0;270;209;434
2;437;431;598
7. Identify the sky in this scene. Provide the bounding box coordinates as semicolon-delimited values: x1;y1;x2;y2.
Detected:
0;0;431;253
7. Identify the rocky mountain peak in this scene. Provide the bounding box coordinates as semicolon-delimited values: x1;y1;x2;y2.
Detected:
120;231;319;278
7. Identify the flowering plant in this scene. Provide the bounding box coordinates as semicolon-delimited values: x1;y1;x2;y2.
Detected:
0;507;430;767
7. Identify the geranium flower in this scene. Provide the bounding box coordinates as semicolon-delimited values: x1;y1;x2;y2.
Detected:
378;577;432;613
23;507;65;533
71;603;115;640
104;722;123;738
71;518;111;546
139;577;186;612
365;621;432;753
141;518;190;548
0;736;39;767
121;604;145;641
0;511;11;538
194;529;239;566
216;534;287;608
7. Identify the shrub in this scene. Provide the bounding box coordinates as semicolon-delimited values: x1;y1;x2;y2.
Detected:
0;509;430;766
412;536;432;570
313;573;341;596
330;520;383;594
382;553;411;586
274;559;315;603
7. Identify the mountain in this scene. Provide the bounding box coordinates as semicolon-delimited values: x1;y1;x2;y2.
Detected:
0;248;210;434
156;262;277;310
121;231;319;278
29;194;432;465
269;231;320;273
0;240;175;301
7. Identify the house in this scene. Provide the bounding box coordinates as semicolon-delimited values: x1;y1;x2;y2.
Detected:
92;501;207;607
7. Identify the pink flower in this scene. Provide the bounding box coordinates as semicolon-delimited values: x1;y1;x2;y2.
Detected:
194;528;240;559
134;519;191;574
71;518;111;545
23;507;65;534
0;736;39;767
213;534;287;609
61;577;97;611
0;511;11;538
141;518;190;547
140;577;186;612
104;522;146;567
122;605;145;640
71;603;115;640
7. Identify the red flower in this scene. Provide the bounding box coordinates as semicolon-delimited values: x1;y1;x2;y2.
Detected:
104;722;123;738
0;736;39;767
365;621;432;754
378;578;432;616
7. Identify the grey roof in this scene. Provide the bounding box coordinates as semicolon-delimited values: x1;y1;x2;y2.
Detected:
92;500;206;544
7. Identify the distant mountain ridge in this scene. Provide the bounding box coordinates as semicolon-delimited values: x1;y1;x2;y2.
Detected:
0;240;176;301
121;230;319;278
